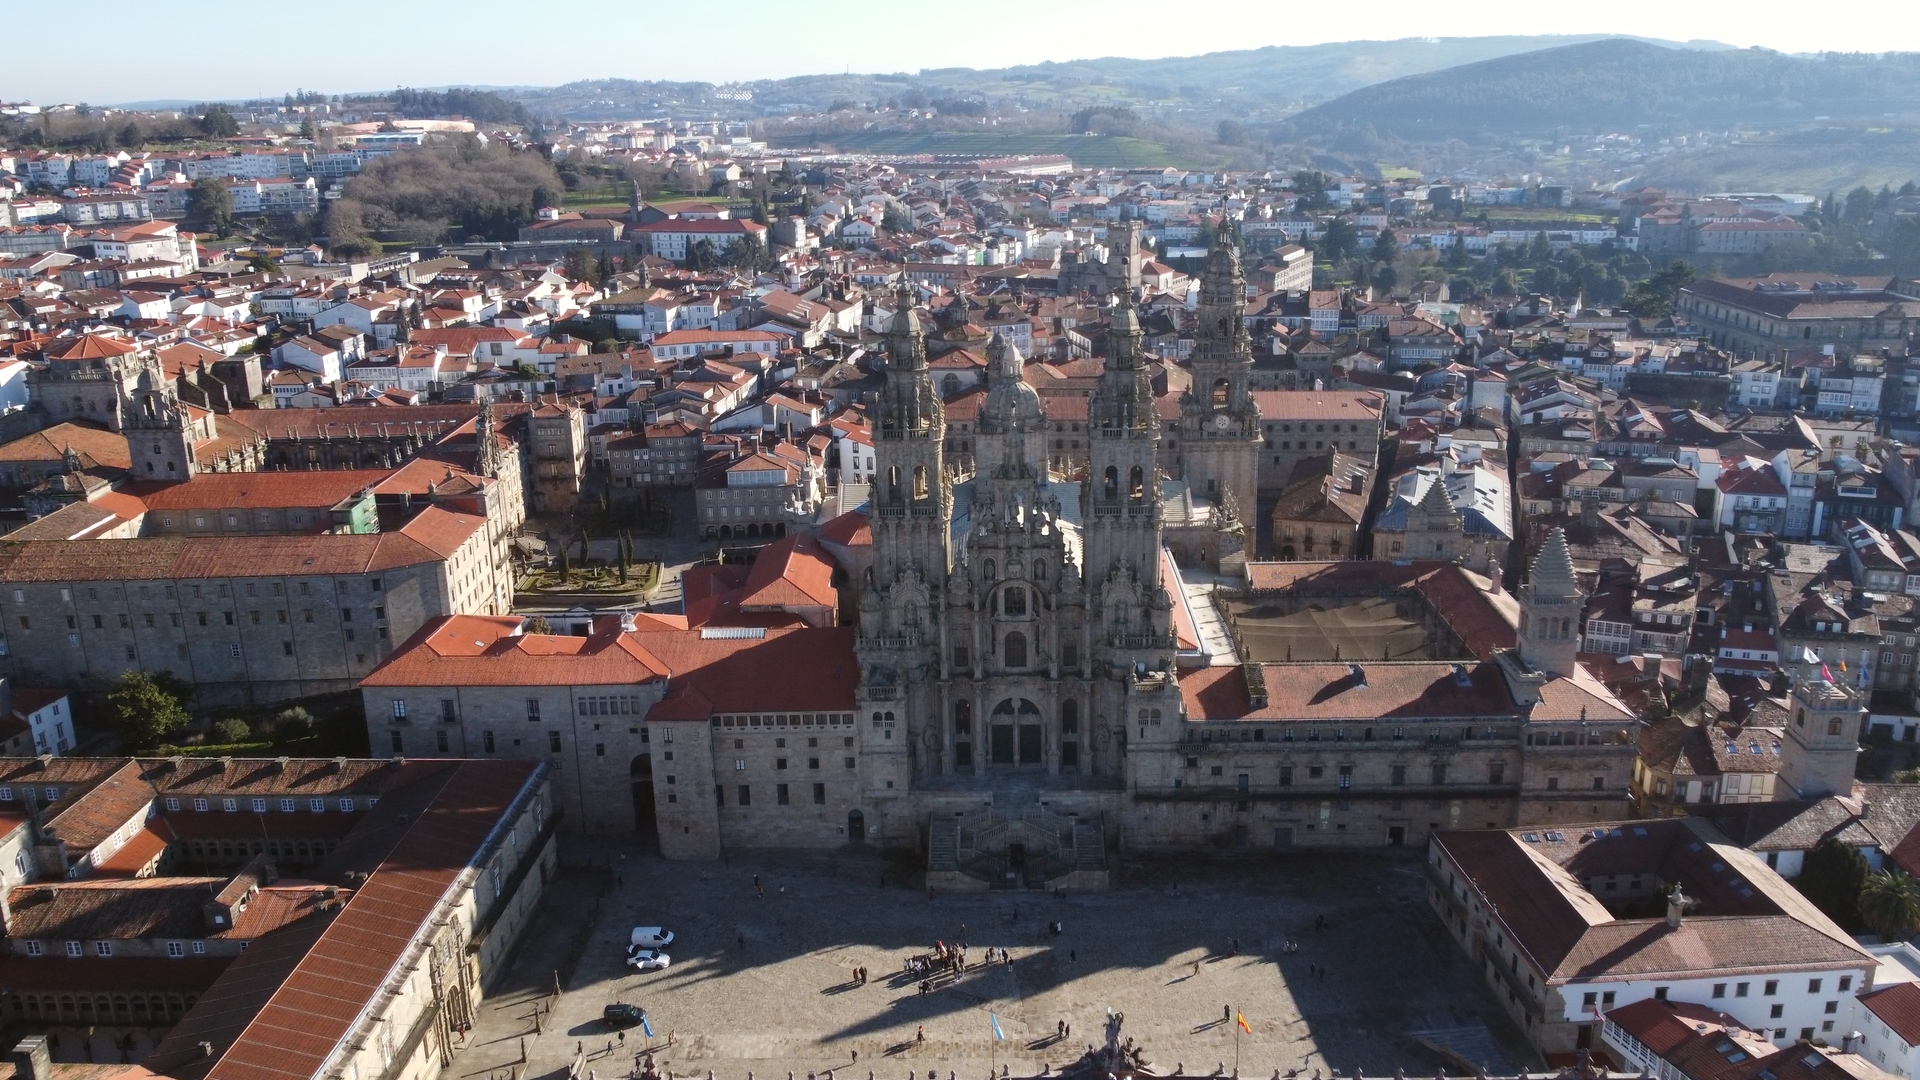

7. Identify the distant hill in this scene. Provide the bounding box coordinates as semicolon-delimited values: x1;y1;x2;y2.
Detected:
508;35;1727;122
1281;39;1920;141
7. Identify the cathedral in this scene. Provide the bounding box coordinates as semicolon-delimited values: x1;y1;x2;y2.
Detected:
844;241;1644;886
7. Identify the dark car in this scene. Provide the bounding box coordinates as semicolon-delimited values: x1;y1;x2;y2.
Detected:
603;1003;645;1027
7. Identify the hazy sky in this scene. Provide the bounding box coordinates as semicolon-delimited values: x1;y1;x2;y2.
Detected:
9;0;1917;104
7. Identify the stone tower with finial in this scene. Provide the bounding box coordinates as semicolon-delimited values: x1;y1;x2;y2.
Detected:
1780;677;1865;799
1177;232;1260;531
1519;526;1585;678
124;363;196;481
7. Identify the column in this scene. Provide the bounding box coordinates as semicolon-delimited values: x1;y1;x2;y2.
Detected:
973;688;987;778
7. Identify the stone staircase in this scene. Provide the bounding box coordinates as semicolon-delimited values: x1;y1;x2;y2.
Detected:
927;818;959;873
1072;822;1105;872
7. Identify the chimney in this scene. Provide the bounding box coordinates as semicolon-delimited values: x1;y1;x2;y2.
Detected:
1487;563;1503;594
1641;653;1663;677
1844;1031;1862;1054
1580;497;1599;527
11;1034;51;1080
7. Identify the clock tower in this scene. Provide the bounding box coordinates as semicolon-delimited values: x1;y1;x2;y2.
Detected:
1177;234;1261;532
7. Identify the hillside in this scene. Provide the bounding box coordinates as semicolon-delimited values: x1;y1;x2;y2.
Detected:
508;35;1712;122
1281;39;1920;141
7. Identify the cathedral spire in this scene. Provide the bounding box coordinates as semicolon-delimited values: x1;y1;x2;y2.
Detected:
1109;290;1144;370
986;331;1022;385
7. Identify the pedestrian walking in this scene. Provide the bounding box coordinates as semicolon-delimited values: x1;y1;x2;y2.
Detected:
1224;1005;1232;1024
917;1026;925;1046
619;1032;626;1046
852;1051;858;1064
1057;1020;1065;1038
1070;949;1077;963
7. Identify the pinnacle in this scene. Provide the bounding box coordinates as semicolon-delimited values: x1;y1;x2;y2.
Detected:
1529;527;1577;589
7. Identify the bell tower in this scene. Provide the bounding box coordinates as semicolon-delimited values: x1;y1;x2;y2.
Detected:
1084;293;1163;589
1780;679;1864;799
1179;234;1260;526
870;283;951;582
124;364;196;481
1518;527;1584;678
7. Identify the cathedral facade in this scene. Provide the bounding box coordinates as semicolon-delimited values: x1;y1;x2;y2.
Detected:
841;247;1642;880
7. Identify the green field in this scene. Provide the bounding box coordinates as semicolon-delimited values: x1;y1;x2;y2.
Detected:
788;131;1182;168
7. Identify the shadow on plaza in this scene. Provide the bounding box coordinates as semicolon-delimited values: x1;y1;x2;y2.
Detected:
556;846;1534;1073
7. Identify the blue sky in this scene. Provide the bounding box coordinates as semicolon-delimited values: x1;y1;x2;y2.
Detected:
7;0;1915;105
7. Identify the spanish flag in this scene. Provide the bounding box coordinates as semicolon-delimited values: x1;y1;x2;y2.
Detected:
1237;1012;1252;1034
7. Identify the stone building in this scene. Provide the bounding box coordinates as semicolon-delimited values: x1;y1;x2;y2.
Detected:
1057;221;1143;299
528;400;586;512
0;756;551;1079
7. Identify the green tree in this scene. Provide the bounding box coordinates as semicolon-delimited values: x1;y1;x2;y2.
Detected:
1861;870;1920;939
274;707;316;737
117;121;143;149
1216;119;1247;145
555;546;572;583
298;118;316;140
246;252;281;275
186;176;235;238
1372;228;1398;268
525;615;555;635
1317;217;1358;264
882;202;913;234
1797;838;1870;930
196;104;240;139
1623;260;1695;320
106;670;191;751
214;718;252;744
684;238;719;270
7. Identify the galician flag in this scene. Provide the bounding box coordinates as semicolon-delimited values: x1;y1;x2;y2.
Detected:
991;1014;1004;1041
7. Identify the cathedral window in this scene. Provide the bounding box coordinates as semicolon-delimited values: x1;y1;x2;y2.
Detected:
1129;466;1145;498
1004;632;1028;669
1061;700;1078;734
1002;588;1027;617
912;465;929;500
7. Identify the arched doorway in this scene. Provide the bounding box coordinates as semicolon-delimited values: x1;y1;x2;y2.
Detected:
630;753;658;852
847;808;865;844
989;699;1043;766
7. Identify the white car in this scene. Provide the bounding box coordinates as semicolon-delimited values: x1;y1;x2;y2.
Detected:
630;927;675;949
627;949;671;971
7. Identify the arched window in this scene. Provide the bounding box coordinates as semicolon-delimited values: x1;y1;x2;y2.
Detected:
887;465;901;497
1002;587;1027;617
1129;464;1144;498
1103;466;1119;498
1061;698;1078;734
913;465;929;499
954;700;972;736
1004;631;1028;668
942;374;961;396
1211;378;1230;408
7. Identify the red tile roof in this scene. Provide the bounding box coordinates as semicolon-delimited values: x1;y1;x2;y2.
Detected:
123;471;389;512
1864;981;1920;1045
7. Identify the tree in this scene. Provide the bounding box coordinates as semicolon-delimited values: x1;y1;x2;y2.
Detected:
186;177;234;238
882;202;913;235
1372;228;1399;268
214;718;252;744
1860;870;1920;939
196;104;240;139
117;121;143;149
525;615;554;635
274;707;316;737
684;238;719;271
1317;217;1359;265
106;670;191;751
298;118;316;140
555;546;572;583
1216;119;1247;145
1797;838;1870;930
246;252;281;275
1624;260;1695;320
